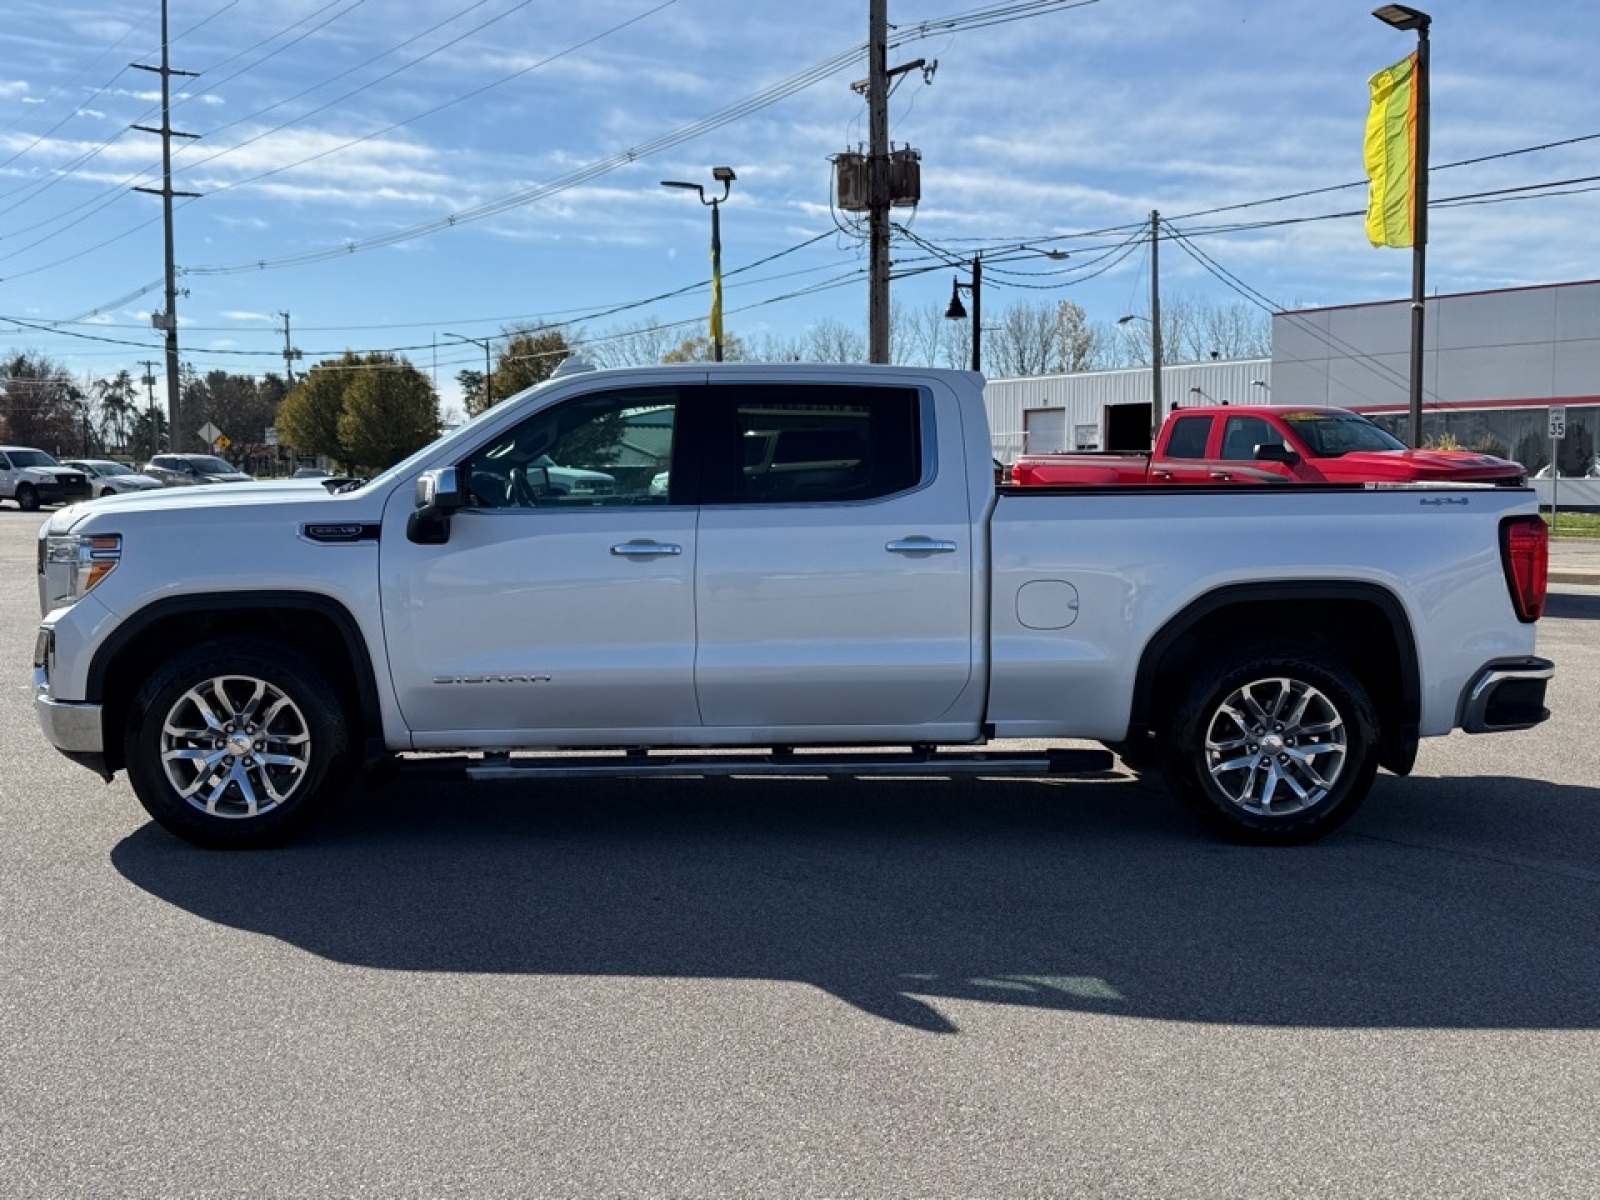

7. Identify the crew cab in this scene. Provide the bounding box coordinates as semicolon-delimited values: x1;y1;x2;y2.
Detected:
1012;404;1528;487
1;447;91;511
32;363;1553;850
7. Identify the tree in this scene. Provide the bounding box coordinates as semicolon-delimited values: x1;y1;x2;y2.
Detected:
92;370;138;453
184;369;277;452
483;327;572;413
587;319;676;368
339;361;440;471
662;331;746;363
277;353;365;468
1;352;82;451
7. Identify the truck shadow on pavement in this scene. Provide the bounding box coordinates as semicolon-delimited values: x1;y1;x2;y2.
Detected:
1545;592;1600;621
110;771;1600;1034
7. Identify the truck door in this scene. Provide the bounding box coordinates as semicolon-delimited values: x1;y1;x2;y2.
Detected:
691;380;978;734
380;383;702;742
1213;413;1296;481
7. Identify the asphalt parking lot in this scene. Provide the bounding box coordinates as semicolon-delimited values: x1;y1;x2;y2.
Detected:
3;508;1599;1199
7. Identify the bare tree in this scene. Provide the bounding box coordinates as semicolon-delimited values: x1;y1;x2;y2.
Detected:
804;317;867;363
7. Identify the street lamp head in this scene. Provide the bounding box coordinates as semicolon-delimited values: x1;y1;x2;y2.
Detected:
944;279;968;322
661;179;702;193
711;166;736;183
1373;4;1430;31
1117;314;1147;326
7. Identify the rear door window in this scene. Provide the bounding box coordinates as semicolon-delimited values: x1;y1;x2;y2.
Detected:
1164;416;1212;459
701;384;922;505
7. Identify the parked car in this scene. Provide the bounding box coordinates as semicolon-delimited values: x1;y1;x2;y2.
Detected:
141;454;254;487
0;447;91;510
62;459;165;498
1012;405;1528;488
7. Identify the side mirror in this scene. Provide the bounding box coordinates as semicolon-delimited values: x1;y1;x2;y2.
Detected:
407;466;464;544
1254;443;1301;466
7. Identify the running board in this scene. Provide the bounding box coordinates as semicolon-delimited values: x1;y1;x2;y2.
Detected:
400;747;1117;783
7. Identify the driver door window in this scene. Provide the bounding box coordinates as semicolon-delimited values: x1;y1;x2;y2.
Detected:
462;386;679;508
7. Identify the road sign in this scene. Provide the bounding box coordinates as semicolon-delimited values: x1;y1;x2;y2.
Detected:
215;434;231;451
1549;406;1567;440
197;421;221;445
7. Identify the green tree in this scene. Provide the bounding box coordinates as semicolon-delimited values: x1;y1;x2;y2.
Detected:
276;353;364;467
338;360;440;471
484;327;571;413
184;369;277;452
92;370;138;453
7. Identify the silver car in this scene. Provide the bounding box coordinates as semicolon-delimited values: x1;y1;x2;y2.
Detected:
63;459;166;498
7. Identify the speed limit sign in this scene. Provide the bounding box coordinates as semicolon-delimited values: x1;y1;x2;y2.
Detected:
1549;406;1567;439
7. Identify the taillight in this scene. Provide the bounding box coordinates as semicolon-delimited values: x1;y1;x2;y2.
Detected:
1499;515;1548;623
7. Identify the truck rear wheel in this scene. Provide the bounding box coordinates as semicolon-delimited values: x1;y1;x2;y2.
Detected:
1161;643;1379;845
124;637;353;848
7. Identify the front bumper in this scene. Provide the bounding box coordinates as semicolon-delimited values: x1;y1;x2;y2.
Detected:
33;631;110;778
35;482;92;505
1459;656;1555;733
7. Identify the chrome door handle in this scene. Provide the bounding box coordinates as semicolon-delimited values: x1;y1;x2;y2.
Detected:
886;538;958;555
610;541;682;557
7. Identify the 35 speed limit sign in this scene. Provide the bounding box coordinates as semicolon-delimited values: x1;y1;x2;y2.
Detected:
1549;406;1567;439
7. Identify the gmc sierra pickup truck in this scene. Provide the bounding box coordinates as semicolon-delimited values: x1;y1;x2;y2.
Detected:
32;362;1553;849
1012;404;1527;488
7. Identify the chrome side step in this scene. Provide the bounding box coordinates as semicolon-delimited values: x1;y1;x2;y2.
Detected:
399;747;1116;783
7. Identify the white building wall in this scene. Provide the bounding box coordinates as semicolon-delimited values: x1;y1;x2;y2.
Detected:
984;359;1271;461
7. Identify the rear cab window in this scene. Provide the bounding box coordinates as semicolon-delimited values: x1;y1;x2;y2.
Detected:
701;384;922;505
1164;415;1212;460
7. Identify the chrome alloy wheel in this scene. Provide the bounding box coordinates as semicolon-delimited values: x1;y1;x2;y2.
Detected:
159;674;313;819
1202;676;1348;817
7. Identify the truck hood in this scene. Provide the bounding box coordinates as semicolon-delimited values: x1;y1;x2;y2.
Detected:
44;477;381;533
1321;448;1526;483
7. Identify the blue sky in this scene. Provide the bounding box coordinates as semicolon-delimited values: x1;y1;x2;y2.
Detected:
4;0;1600;413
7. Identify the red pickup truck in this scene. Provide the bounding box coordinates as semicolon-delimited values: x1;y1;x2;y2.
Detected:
1011;405;1528;488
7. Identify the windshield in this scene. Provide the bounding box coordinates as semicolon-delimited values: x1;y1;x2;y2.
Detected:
8;449;62;468
81;461;134;476
1281;412;1408;457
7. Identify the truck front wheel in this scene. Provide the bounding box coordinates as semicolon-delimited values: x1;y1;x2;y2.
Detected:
124;638;353;848
16;484;39;511
1161;644;1379;845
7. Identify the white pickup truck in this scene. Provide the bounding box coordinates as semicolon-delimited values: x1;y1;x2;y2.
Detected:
32;362;1554;849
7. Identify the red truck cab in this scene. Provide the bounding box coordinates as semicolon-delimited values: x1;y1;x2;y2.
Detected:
1012;405;1528;487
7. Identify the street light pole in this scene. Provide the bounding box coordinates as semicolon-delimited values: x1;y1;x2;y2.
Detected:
944;246;1068;375
661;167;737;362
1373;4;1432;449
445;332;494;410
944;255;983;373
1149;209;1163;442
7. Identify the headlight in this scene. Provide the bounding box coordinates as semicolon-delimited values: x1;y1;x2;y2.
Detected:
40;533;121;611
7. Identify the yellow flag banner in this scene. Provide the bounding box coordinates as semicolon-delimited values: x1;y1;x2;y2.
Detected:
709;251;724;350
1365;52;1418;248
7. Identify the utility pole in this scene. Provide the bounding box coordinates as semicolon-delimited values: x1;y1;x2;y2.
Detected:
140;360;160;454
132;0;199;452
1149;209;1164;443
867;0;890;363
279;311;303;383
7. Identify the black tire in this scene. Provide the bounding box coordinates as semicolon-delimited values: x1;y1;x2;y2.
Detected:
1160;642;1379;846
124;637;354;848
16;484;39;512
100;487;117;499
